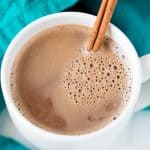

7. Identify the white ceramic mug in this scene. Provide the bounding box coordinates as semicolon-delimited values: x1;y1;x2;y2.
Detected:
1;12;150;150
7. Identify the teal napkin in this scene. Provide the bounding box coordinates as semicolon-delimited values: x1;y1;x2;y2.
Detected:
0;136;29;150
0;0;150;149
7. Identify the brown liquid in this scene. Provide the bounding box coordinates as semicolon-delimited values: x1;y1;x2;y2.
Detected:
10;25;133;135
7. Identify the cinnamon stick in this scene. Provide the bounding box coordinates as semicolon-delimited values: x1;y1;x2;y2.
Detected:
87;0;118;52
87;0;108;51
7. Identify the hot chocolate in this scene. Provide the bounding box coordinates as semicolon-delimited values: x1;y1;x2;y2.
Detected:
10;25;133;135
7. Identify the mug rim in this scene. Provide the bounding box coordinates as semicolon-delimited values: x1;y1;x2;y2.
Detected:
1;12;141;142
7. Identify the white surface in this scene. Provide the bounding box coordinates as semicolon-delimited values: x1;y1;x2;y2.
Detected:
0;80;150;150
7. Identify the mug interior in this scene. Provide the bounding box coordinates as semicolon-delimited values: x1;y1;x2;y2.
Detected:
1;12;141;141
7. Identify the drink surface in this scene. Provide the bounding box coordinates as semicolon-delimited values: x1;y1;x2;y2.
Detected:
10;25;133;135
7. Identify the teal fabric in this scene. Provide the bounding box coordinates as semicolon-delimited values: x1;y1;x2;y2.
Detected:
0;136;29;150
0;84;5;113
0;0;150;149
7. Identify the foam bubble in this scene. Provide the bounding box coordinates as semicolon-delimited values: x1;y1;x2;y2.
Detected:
61;38;133;110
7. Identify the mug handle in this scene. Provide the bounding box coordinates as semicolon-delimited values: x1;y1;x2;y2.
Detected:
135;54;150;111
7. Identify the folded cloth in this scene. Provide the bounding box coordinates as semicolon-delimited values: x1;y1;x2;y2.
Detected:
0;136;29;150
0;0;150;149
